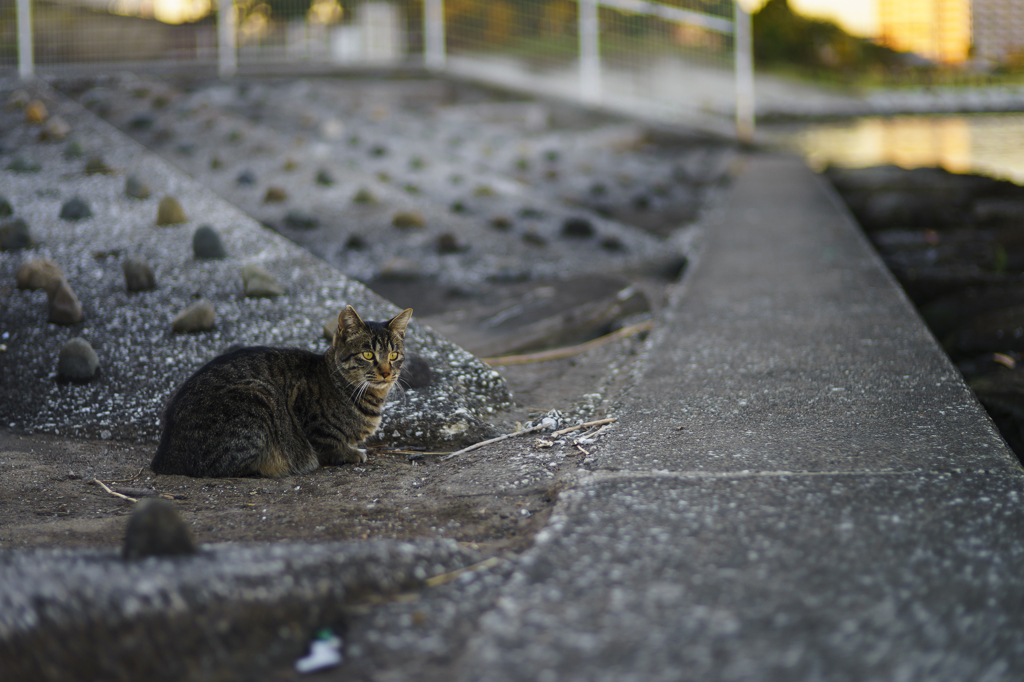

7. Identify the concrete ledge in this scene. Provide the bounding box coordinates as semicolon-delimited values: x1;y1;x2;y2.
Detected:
457;155;1024;680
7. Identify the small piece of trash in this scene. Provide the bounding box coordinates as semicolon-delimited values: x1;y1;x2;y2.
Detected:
295;628;343;674
536;438;554;448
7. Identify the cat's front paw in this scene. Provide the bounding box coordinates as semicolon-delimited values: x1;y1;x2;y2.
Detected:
344;447;368;464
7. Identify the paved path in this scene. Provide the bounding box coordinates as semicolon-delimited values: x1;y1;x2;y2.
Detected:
457;154;1024;681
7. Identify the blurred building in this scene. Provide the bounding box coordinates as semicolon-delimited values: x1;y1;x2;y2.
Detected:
972;0;1024;64
878;0;1024;65
877;0;972;64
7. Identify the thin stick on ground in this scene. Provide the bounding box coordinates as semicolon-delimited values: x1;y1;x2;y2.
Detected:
440;423;551;461
480;320;653;367
88;478;138;503
552;417;617;438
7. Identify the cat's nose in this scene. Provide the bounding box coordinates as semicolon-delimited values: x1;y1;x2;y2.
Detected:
378;366;391;378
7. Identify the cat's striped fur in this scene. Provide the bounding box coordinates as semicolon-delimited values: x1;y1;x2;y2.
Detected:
151;306;412;478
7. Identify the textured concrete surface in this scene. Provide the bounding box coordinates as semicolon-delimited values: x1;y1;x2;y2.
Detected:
457;156;1024;681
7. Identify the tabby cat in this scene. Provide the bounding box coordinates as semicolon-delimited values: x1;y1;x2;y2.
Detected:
150;306;413;478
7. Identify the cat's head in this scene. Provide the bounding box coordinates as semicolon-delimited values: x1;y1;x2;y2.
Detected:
331;305;413;390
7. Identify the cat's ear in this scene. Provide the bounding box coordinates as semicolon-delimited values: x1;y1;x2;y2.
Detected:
387;308;413;339
337;306;366;342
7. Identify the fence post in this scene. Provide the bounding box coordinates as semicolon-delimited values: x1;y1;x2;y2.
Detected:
16;0;33;79
734;2;755;142
218;0;238;78
578;0;600;104
424;0;445;71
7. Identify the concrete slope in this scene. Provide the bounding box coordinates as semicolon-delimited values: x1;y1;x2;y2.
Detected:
458;155;1024;681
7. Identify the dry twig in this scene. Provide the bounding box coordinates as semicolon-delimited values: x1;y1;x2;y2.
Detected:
480;321;653;367
552;417;616;438
424;557;503;588
440;423;550;461
88;478;137;503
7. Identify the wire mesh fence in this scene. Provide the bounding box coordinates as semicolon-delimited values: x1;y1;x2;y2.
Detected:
2;0;750;135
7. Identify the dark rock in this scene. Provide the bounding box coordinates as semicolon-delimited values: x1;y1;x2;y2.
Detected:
57;337;100;381
156;196;187;225
241;264;285;298
122;257;156;292
948;305;1024;355
193;225;227;259
1;218;33;250
561;217;595;238
172;300;216;333
315;169;335;186
48;279;84;325
84;156;114;175
969;368;1024;458
236;169;257;186
392;211;425;230
522;231;547;247
125;175;151;200
437;233;463;254
7;157;41;173
122;498;197;560
600;236;625;252
264;186;288;203
129;112;155;130
16;259;62;290
63;140;85;159
59;197;92;221
0;196;11;218
283;210;318;230
352;188;376;204
345;234;367;250
490;216;512;231
400;353;433;389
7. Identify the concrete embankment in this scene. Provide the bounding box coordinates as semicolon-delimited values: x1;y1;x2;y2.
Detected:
457;155;1024;681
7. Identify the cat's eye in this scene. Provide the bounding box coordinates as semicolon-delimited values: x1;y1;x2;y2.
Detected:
389;352;399;360
362;351;374;360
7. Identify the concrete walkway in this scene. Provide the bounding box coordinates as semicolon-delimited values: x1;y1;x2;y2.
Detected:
457;155;1024;681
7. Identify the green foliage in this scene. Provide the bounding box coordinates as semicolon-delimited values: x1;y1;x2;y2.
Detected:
752;0;902;74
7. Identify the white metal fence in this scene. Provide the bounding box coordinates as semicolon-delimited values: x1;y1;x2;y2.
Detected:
2;0;753;137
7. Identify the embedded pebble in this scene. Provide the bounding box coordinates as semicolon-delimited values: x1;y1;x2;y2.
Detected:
236;169;256;185
84;156;114;175
437;233;462;254
562;217;595;238
6;89;29;109
48;279;85;325
40;115;71;141
57;337;100;381
125;175;151;200
264;186;288;203
315;169;335;186
0;218;33;250
0;196;12;217
352;188;376;204
193;225;227;259
24;99;47;123
7;156;40;173
122;256;156;292
172;300;216;333
59;197;92;221
122;498;197;560
392;211;425;230
16;259;63;290
241;264;285;298
284;210;318;230
63;140;85;159
156;196;187;225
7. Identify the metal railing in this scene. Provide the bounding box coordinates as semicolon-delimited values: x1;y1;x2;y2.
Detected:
4;0;754;138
